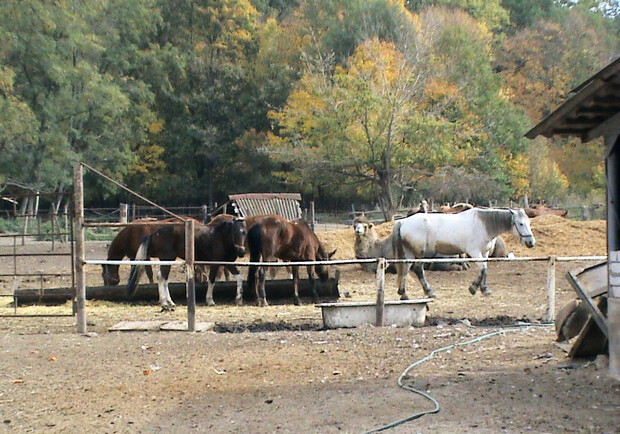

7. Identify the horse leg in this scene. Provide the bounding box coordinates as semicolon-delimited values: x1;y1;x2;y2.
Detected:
228;265;244;306
307;265;320;304
156;265;175;311
396;262;412;300
291;266;301;305
258;266;268;307
469;258;489;295
412;263;435;298
146;265;155;284
479;262;490;296
206;266;218;306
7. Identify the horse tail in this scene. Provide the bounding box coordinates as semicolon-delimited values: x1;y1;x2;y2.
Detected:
246;223;262;294
126;235;151;298
393;220;405;260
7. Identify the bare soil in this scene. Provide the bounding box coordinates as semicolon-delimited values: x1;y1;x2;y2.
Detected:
0;215;618;433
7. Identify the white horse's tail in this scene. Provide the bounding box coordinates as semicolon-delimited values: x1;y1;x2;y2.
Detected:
126;236;150;297
392;220;404;260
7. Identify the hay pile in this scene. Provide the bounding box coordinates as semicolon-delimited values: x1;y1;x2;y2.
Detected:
318;214;607;260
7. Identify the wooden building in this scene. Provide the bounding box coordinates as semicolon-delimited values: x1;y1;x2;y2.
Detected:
526;56;620;380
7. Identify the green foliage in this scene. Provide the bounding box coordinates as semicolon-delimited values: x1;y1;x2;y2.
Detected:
0;0;617;211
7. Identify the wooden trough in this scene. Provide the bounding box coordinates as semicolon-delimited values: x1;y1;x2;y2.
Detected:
13;273;340;305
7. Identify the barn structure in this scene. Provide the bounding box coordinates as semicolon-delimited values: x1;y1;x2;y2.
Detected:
526;56;620;380
226;193;303;220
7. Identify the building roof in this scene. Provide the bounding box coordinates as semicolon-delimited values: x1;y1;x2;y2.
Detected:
525;56;620;143
228;193;303;220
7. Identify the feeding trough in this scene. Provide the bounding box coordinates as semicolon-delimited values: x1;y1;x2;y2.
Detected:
317;299;432;329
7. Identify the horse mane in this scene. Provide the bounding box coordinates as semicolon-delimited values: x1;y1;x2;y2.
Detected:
476;208;513;237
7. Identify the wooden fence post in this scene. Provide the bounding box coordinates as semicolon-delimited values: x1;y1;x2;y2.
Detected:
74;163;87;334
546;256;556;323
119;203;128;224
376;258;386;327
185;219;196;332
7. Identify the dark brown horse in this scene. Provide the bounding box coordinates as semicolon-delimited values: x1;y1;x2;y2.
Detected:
101;217;201;286
246;214;335;306
126;217;247;310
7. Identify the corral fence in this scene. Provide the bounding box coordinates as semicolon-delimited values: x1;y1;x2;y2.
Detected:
81;254;607;331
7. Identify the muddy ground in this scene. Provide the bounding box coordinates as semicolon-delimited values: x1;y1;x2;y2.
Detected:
0;215;618;433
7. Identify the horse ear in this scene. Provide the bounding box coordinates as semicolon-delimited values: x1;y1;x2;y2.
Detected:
328;249;337;259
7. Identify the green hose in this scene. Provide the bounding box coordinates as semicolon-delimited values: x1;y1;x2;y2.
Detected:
364;323;554;433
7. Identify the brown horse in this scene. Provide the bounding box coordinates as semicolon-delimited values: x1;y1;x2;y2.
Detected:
127;217;247;310
101;217;201;286
246;214;335;306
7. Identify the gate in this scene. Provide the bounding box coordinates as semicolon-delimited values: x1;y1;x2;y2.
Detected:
0;191;74;317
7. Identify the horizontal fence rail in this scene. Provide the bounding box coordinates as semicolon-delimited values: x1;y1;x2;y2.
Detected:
82;255;607;326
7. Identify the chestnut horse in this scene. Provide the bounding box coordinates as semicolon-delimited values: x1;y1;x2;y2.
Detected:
126;217;247;310
246;214;335;306
101;217;201;286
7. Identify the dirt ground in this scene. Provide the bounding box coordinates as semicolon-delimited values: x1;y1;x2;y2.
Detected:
0;215;618;433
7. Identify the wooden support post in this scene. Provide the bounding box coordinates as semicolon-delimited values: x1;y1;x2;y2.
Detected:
546;256;556;323
51;204;56;251
63;202;69;243
376;258;386;327
310;201;315;231
120;203;128;224
74;163;87;334
185;219;196;332
201;205;208;223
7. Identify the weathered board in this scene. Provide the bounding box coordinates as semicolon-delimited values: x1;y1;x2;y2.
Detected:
13;275;340;305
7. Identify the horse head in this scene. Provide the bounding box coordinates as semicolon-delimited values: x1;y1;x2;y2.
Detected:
231;217;248;257
101;264;120;286
315;247;337;282
510;209;536;248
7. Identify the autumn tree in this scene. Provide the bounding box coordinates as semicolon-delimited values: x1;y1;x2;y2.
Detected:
498;6;617;198
268;38;445;218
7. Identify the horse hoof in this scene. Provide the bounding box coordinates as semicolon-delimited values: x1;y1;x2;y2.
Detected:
425;291;436;298
235;298;243;306
469;285;477;295
207;300;215;307
481;288;492;296
400;294;409;301
294;298;301;306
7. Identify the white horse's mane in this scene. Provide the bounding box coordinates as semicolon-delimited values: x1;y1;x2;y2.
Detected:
476;208;514;237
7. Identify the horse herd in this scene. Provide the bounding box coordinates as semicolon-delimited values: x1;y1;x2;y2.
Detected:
102;214;335;310
101;206;536;310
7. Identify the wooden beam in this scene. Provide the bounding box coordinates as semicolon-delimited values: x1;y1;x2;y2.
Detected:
586;111;620;142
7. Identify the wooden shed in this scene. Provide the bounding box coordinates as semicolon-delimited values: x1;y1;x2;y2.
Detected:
526;56;620;380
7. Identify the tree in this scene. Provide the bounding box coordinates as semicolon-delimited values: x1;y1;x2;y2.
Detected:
497;6;617;197
0;0;161;205
268;38;440;218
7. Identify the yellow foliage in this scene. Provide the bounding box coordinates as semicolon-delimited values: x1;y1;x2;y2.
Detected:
506;153;530;195
148;120;164;134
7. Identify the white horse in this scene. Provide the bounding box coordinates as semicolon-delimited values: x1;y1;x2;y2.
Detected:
393;208;535;298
